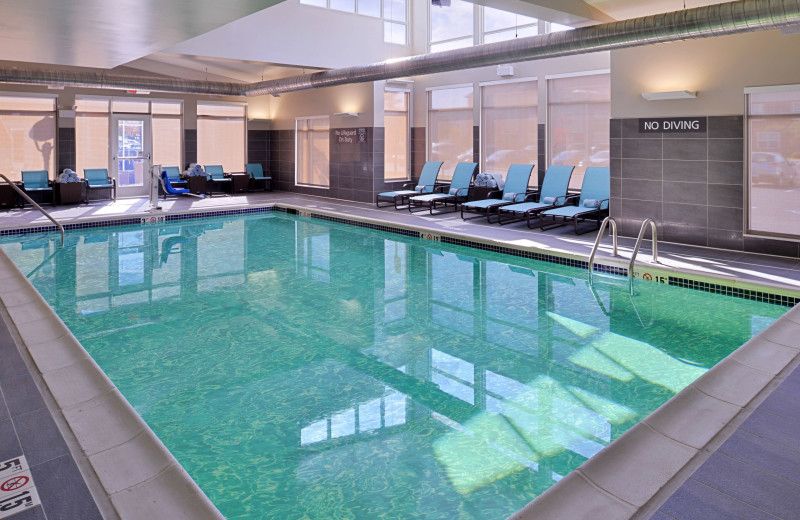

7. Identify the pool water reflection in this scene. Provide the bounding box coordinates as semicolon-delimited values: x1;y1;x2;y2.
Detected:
0;213;786;519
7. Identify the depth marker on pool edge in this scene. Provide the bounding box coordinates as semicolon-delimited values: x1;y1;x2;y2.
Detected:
0;456;42;519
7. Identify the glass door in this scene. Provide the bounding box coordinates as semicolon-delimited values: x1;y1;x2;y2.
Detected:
111;114;152;197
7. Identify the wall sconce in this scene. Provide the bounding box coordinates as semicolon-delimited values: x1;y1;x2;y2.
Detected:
334;112;360;117
642;90;697;101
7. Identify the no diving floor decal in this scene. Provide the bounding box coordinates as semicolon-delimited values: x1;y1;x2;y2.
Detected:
0;456;41;518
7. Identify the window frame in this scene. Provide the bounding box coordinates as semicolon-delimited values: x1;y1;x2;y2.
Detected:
744;83;800;241
545;69;611;190
384;87;412;182
0;91;58;181
478;77;538;177
425;83;475;180
295;114;331;189
196;100;247;173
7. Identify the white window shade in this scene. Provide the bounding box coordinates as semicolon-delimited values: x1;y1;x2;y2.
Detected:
296;117;330;187
548;73;610;190
152;116;182;169
384;91;409;181
112;99;150;114
428;86;474;180
482;80;537;178
76;112;109;174
197;102;245;172
747;88;800;238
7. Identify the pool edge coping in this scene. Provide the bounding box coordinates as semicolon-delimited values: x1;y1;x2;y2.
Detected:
0;249;225;520
1;202;800;519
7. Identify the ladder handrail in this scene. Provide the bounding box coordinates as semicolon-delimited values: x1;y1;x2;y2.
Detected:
628;218;659;275
0;174;65;247
588;216;618;280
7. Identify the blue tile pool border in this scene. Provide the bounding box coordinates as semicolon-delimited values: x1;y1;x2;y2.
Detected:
2;204;797;307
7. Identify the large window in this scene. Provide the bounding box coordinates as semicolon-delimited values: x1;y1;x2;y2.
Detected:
482;7;538;43
428;85;474;180
481;80;537;178
430;0;474;53
0;94;56;182
151;100;183;169
746;86;800;238
76;97;110;176
197;102;246;173
548;72;610;189
384;90;410;181
296;116;330;187
384;0;407;44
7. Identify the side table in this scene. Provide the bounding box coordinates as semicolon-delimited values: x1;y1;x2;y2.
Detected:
0;182;22;209
187;176;209;196
56;182;83;205
229;174;249;194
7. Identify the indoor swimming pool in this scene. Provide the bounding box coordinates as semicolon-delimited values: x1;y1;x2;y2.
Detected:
0;212;788;519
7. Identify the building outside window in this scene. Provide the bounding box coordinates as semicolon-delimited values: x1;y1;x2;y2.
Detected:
428;85;474;180
746;85;800;239
548;72;610;190
296;115;331;187
481;79;537;178
0;94;56;182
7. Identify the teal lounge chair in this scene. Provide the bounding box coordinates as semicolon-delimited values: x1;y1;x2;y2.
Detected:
376;161;443;209
408;162;477;214
246;163;272;191
496;165;575;227
460;164;534;223
539;167;610;234
83;168;116;203
205;164;231;195
21;170;54;206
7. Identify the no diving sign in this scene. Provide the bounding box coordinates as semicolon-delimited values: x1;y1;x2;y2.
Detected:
0;456;41;518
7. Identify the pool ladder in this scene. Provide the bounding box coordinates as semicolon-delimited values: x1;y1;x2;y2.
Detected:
588;217;660;284
0;173;65;246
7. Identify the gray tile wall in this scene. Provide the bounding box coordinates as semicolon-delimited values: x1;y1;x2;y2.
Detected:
184;129;196;168
610;116;799;257
247;130;269;174
57;128;75;174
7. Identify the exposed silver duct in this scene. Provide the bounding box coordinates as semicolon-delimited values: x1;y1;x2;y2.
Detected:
0;67;244;96
1;0;799;97
245;0;800;95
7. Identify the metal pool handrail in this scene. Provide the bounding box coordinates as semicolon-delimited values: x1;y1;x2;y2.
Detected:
629;218;659;275
588;217;618;282
0;173;65;246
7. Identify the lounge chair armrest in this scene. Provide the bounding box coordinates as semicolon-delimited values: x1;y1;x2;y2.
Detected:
434;185;448;193
553;195;569;206
564;193;580;204
487;189;503;199
418;184;437;194
597;197;610;210
523;192;538;202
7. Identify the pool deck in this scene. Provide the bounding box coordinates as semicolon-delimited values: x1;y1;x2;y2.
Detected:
0;191;799;520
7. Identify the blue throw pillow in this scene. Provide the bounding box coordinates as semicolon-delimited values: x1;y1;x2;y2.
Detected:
583;198;600;208
542;196;556;204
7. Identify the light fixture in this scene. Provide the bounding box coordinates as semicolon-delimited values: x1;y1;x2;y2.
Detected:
641;90;697;101
334;112;360;117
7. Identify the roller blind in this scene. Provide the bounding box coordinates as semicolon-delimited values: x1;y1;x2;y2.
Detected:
0;94;57;181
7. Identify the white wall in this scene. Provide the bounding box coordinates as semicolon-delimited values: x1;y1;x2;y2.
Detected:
269;82;375;130
611;28;800;118
166;0;408;70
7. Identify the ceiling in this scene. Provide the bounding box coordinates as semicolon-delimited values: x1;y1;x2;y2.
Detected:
0;0;730;83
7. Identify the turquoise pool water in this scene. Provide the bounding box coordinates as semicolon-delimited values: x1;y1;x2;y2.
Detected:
1;213;787;519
